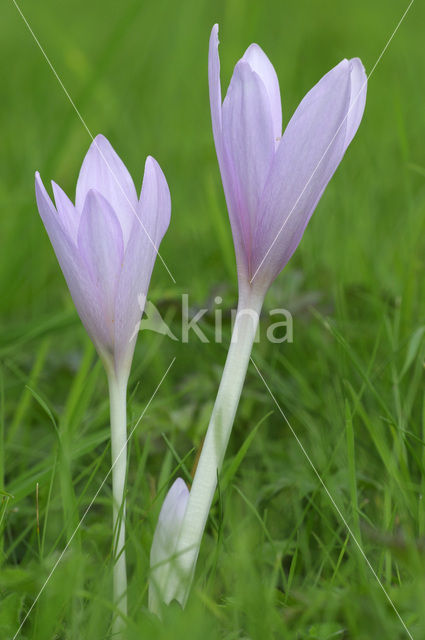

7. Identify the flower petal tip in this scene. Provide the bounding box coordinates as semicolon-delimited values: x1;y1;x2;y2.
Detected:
35;172;53;207
145;154;159;173
171;477;189;497
350;57;367;77
161;477;189;517
92;133;109;146
35;171;46;193
210;24;220;53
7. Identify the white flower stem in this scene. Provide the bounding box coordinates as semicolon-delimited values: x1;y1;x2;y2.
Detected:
107;371;128;633
167;285;264;606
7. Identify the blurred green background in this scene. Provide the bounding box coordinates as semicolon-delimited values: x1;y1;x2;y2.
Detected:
1;0;425;638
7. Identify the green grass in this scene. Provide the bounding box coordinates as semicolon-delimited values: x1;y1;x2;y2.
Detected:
1;0;425;637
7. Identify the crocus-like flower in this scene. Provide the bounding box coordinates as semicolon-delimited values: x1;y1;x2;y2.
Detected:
209;23;366;294
36;134;171;630
151;25;366;612
35;134;170;378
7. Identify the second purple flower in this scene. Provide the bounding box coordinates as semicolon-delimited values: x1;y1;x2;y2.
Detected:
209;24;367;294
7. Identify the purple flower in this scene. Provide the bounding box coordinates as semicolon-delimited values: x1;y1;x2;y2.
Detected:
35;134;170;377
209;24;367;293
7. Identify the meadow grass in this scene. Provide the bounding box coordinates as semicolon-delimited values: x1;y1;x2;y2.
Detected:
1;0;425;637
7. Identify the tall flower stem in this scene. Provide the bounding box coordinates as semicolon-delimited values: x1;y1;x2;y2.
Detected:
166;284;264;606
107;370;128;632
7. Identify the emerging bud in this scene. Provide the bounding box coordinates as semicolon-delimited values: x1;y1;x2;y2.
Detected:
149;478;190;615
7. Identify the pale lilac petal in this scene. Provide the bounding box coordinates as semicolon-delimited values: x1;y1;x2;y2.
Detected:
75;134;137;245
153;478;189;549
222;60;275;266
345;58;367;149
51;181;80;243
149;478;190;614
208;25;250;283
138;155;171;244
208;24;223;154
35;173;101;346
114;156;170;369
78;190;124;351
242;43;282;142
36;173;76;257
252;60;353;285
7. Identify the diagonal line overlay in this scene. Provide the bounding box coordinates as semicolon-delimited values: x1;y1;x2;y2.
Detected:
12;357;176;640
11;0;176;284
251;357;414;640
250;0;415;284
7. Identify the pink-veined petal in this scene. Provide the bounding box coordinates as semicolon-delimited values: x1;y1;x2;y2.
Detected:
208;24;223;155
242;43;282;143
35;173;102;348
253;59;353;285
222;60;275;271
345;58;367;148
208;24;249;283
113;156;171;370
51;181;80;243
75;134;137;245
78;189;124;351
